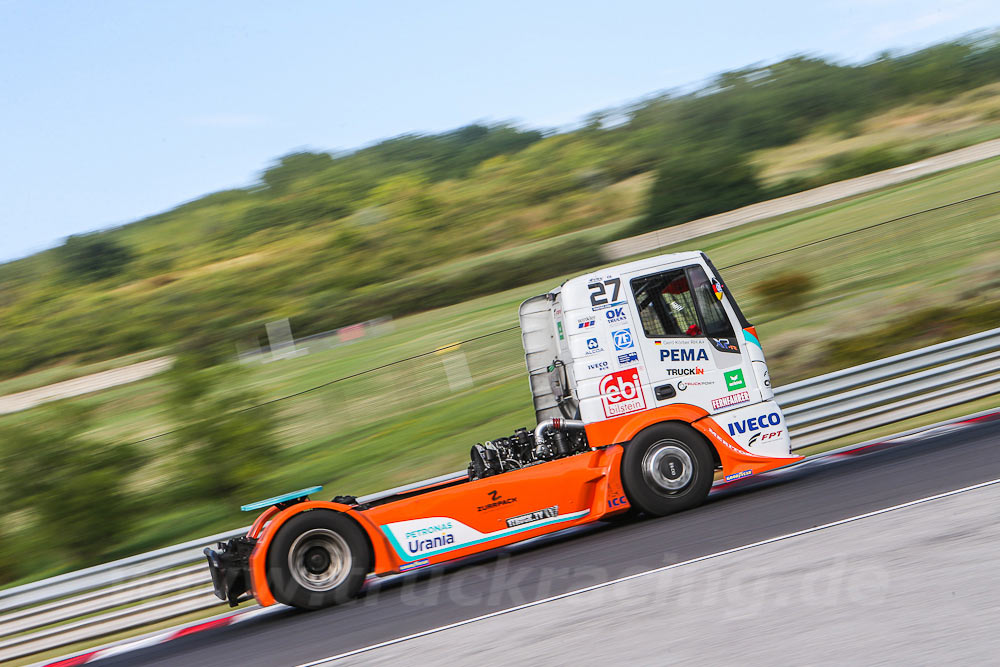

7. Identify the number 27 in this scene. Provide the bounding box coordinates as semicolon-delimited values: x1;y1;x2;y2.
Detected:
588;278;621;307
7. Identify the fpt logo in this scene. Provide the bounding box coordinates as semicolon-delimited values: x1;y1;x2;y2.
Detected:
605;306;627;323
599;368;646;417
612;329;633;351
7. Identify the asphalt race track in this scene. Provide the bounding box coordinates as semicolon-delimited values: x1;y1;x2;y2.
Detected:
94;416;1000;666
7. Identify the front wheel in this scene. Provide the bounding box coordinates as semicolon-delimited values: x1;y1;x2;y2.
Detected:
620;423;714;517
266;510;371;610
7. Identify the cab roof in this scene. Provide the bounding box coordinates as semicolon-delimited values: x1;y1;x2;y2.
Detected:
556;250;706;297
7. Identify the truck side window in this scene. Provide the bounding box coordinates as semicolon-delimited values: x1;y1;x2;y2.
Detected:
687;265;737;339
631;268;701;337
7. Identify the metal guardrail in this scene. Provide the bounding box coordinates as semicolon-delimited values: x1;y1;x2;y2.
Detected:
2;326;998;662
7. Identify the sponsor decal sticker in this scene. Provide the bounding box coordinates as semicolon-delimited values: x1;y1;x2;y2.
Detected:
384;511;590;560
712;278;725;301
399;558;430;571
727;411;782;435
404;525;456;556
617;351;639;365
724;368;747;391
585;337;602;354
600;368;647;417
587;360;610;371
607;495;629;509
724;469;752;482
746;430;783;447
577;317;596;329
612;328;634;351
477;490;518;511
588;278;623;309
505;505;559;528
605;306;628;323
710;337;739;353
712;390;751;410
660;348;710;362
670;367;706;376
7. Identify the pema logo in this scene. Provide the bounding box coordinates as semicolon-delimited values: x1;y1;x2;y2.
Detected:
599;368;646;417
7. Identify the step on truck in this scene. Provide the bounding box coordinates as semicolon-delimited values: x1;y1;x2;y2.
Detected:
205;250;803;609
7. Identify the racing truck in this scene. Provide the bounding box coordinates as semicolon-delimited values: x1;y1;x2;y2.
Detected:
205;251;802;610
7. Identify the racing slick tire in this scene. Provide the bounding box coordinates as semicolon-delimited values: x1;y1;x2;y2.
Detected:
266;510;371;610
620;423;714;517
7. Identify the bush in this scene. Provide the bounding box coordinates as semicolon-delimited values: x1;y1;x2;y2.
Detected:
753;271;815;313
632;146;765;234
0;405;147;570
164;356;281;502
57;233;134;283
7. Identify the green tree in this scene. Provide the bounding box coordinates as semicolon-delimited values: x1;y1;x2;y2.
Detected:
165;355;280;502
0;406;145;567
635;146;765;234
58;233;134;282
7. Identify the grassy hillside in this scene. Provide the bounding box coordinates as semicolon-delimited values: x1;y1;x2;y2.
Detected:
3;34;1000;380
2;154;997;585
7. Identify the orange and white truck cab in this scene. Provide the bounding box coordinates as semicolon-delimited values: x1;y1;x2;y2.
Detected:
205;251;802;610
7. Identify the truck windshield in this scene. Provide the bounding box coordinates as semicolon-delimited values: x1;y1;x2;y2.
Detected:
631;265;736;339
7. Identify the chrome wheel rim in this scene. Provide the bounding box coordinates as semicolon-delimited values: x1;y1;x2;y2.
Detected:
641;441;694;494
288;528;352;591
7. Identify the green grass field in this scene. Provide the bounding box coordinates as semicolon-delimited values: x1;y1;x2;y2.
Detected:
3;154;998;559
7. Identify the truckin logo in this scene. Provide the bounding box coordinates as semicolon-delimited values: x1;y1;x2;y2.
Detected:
600;368;646;417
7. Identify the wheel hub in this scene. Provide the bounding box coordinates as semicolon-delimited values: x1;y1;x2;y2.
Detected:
641;441;694;494
288;528;352;591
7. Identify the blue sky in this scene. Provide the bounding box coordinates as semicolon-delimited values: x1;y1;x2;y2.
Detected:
1;0;998;262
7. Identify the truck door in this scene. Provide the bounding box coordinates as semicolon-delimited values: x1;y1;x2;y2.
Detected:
623;262;761;416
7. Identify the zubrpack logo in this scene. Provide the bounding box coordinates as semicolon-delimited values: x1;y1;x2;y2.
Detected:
599;368;646;417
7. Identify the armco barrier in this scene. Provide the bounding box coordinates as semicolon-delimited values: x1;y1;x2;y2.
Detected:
2;326;998;662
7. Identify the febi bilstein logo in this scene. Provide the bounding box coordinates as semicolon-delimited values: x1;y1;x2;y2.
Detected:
725;368;746;391
599;368;646;417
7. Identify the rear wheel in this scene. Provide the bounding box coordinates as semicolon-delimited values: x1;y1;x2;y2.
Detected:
266;510;371;609
621;423;714;517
